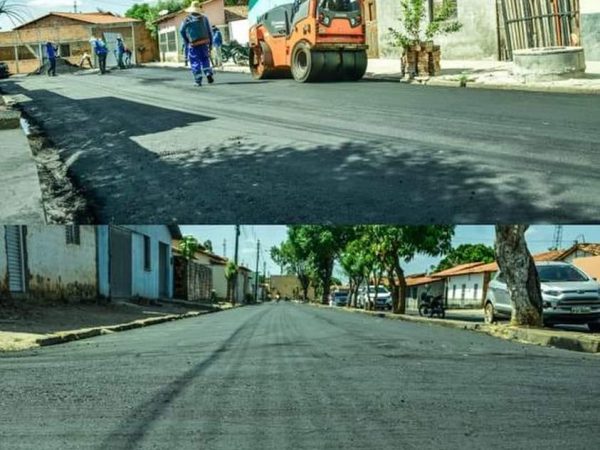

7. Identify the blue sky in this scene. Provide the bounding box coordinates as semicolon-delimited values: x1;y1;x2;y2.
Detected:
0;1;139;30
179;225;600;279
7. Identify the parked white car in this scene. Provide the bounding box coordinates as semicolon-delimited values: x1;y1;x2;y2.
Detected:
357;285;392;311
484;261;600;332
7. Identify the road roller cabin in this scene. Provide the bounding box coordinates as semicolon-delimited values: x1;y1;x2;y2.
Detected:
249;0;368;82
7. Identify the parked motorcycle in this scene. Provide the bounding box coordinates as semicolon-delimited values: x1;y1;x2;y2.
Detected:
418;293;445;319
220;41;250;65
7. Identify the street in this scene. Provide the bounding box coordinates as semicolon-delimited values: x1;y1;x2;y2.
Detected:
1;68;599;223
1;302;599;449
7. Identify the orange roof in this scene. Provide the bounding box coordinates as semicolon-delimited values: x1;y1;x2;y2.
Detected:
557;243;600;260
431;262;487;278
14;12;140;29
406;275;442;287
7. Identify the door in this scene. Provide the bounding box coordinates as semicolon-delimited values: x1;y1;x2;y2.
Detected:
5;225;26;293
102;32;123;68
158;242;169;298
109;227;132;298
364;0;379;58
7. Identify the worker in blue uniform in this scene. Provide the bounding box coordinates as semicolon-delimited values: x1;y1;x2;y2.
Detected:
179;1;214;86
45;41;58;76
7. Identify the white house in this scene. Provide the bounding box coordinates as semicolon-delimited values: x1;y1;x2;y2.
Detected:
0;225;98;302
405;274;446;310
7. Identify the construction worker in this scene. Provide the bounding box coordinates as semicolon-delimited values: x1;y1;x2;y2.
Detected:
123;47;132;67
211;25;223;68
179;1;214;86
91;37;108;74
45;41;57;76
116;37;125;69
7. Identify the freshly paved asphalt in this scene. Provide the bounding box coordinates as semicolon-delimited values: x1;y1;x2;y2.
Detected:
1;302;599;449
1;68;599;223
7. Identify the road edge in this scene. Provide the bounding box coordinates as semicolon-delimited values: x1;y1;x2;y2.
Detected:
306;303;600;353
0;304;240;352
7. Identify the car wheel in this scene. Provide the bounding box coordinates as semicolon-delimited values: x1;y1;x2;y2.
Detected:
588;322;600;333
484;302;495;324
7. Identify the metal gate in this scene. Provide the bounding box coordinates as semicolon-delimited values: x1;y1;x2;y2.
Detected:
498;0;581;60
102;32;124;68
158;242;169;298
5;225;26;293
109;227;132;298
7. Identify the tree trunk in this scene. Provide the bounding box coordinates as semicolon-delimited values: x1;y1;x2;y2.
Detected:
495;225;543;326
397;265;407;314
388;269;401;313
321;261;333;304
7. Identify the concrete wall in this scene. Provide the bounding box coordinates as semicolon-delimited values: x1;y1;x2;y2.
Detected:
212;264;228;299
581;12;600;61
25;225;98;302
377;0;499;59
444;272;487;308
127;226;174;300
96;226;110;298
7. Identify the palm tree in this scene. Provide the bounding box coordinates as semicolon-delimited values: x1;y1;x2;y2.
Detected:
0;0;28;26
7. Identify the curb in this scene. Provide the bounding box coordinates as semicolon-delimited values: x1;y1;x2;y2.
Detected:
34;306;232;348
309;303;600;353
0;107;20;130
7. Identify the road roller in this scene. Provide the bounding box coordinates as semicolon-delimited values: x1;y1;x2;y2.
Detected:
248;0;368;82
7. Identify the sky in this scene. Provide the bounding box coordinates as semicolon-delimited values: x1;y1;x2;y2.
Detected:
179;225;600;280
0;0;139;30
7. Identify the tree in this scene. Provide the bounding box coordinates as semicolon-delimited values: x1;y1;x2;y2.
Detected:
494;226;543;326
178;235;198;260
339;230;372;308
224;260;238;304
270;240;313;301
125;1;184;37
434;244;495;272
367;226;454;314
203;239;213;252
285;226;352;304
0;0;27;25
388;0;462;49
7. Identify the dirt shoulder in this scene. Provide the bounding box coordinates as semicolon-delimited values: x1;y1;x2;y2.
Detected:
0;299;214;335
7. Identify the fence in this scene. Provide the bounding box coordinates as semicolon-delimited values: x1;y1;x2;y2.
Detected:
498;0;581;60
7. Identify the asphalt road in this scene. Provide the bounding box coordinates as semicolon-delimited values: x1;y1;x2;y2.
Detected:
1;302;599;450
1;68;599;223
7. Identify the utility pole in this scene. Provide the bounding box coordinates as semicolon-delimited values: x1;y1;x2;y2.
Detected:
263;261;267;301
254;240;260;303
233;225;240;304
222;239;226;257
552;225;563;250
73;0;77;13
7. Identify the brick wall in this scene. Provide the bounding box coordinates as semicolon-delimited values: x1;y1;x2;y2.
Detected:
174;256;213;301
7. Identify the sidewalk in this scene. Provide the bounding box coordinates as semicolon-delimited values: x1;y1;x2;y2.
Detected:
0;300;231;352
0;96;45;223
147;58;600;94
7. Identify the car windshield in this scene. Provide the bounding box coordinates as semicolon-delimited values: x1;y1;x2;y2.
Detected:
537;265;589;283
368;286;388;293
334;292;347;297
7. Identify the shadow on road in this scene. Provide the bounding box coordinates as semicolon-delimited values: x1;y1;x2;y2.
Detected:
0;80;593;223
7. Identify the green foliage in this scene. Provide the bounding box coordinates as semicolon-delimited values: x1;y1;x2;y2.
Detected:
388;0;462;49
434;244;496;273
203;239;213;252
125;1;185;37
224;260;238;280
178;235;198;260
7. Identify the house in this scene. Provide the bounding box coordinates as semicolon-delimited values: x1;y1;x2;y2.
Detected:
0;225;98;301
0;11;158;75
171;241;255;302
573;256;600;280
155;1;249;63
172;249;213;302
405;274;445;310
96;225;179;301
374;0;599;62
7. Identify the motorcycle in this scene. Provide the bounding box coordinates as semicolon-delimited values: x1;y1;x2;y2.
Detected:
220;41;250;65
418;293;445;319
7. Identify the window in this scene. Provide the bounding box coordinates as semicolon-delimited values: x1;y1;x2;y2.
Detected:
59;43;71;57
143;235;151;271
452;284;456;299
429;0;458;21
159;33;168;54
473;283;479;300
461;284;466;300
166;31;177;53
65;225;80;245
0;46;14;61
